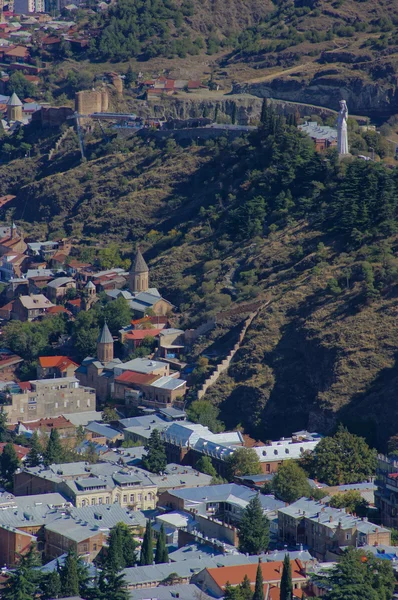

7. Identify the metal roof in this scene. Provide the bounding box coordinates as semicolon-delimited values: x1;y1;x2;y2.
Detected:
97;322;113;344
131;249;148;273
47;277;75;288
84;422;121;439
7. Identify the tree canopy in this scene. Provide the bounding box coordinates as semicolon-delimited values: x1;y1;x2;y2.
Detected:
142;429;167;474
322;548;395;600
226;447;262;479
272;460;312;503
303;426;377;485
237;494;269;555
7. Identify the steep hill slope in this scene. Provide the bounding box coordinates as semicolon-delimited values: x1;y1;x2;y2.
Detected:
3;123;398;450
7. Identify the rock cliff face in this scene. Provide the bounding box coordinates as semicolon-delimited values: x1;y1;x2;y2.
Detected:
233;76;398;117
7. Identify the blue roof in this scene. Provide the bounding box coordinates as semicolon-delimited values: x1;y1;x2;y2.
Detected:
84;422;121;439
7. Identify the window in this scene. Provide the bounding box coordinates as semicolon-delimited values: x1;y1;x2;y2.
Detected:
92;498;96;505
123;495;127;503
266;464;270;473
82;500;86;507
130;494;135;503
93;544;97;551
138;494;142;501
105;497;110;504
99;498;103;505
55;402;58;409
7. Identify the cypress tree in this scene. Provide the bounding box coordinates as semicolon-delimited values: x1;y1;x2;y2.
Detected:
59;549;80;597
120;522;138;567
280;554;293;600
237;495;269;555
96;566;129;600
155;523;168;564
140;520;153;565
44;428;64;466
0;442;20;487
142;429;167;474
253;561;264;600
240;574;252;600
26;431;42;468
107;525;124;571
2;567;37;600
41;571;61;600
260;98;268;124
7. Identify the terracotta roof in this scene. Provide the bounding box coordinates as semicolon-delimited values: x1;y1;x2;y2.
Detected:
115;371;158;385
47;306;70;315
131;315;168;326
0;443;29;461
4;46;29;58
18;381;32;391
205;560;307;590
51;252;68;263
39;356;78;370
125;328;162;340
67;298;81;307
20;416;74;431
0;301;14;311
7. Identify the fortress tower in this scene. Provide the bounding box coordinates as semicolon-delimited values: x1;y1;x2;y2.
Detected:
129;249;149;293
97;321;114;363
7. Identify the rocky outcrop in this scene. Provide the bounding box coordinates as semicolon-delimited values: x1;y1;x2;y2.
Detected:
233;75;398;117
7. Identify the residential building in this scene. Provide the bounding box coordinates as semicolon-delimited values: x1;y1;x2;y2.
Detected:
12;294;55;321
0;251;27;280
375;453;398;528
278;498;391;560
37;356;79;379
14;462;157;510
0;377;96;423
197;559;309;598
0;492;70;566
158;328;185;359
44;503;146;561
114;370;186;409
12;416;76;443
160;483;283;519
84;421;123;445
46;277;76;302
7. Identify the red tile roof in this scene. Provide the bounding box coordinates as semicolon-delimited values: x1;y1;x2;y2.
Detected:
205;560;307;590
125;328;162;340
47;306;70;315
0;443;29;461
115;371;158;385
20;416;74;431
18;381;32;391
39;356;78;370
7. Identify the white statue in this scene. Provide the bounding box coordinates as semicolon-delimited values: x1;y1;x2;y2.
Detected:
337;100;349;155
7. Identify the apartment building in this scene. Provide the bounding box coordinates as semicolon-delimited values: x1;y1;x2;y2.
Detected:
375;453;398;529
278;498;391;560
14;462;157;511
1;377;96;423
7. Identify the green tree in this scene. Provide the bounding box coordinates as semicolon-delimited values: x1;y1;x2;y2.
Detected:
237;495;269;555
25;431;42;468
226;447;262;479
240;574;253;600
0;442;20;487
125;64;136;87
106;525;124;572
44;428;64;466
59;549;82;597
1;565;37;600
41;571;61;600
0;408;9;442
140;520;153;566
105;522;138;571
253;561;264;600
195;455;217;477
329;490;368;517
280;555;293;600
305;426;377;485
142;430;167;474
95;566;129;600
7;71;36;99
102;405;119;422
155;523;169;564
273;460;311;503
187;400;224;432
324;548;394;600
103;296;132;334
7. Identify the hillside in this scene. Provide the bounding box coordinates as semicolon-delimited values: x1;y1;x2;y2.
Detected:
2;117;398;450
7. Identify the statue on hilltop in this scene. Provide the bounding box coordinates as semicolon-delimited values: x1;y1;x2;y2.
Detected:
337;100;349;155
